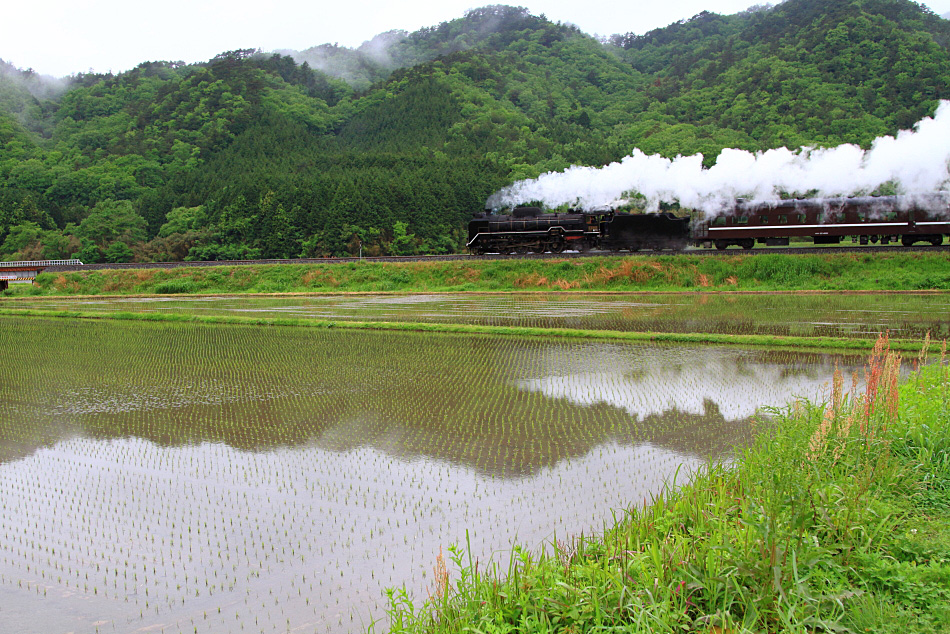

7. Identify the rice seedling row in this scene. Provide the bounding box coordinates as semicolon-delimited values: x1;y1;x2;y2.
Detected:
0;317;875;632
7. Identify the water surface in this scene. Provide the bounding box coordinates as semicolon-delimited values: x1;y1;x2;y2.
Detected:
0;317;877;633
9;292;948;339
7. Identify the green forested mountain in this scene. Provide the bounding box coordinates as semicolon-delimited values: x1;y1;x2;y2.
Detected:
1;0;949;262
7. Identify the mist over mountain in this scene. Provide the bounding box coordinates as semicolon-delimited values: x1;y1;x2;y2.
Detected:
1;0;949;263
278;6;564;91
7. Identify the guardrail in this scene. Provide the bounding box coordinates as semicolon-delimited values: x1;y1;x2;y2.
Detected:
0;260;83;290
1;259;84;267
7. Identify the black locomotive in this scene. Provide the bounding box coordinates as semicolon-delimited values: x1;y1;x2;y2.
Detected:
467;207;690;254
469;195;950;254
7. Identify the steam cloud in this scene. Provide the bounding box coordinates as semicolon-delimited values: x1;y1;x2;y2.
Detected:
487;100;950;214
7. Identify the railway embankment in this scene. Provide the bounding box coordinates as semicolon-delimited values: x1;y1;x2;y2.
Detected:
3;251;950;296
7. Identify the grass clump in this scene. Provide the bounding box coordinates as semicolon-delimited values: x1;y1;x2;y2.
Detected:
153;279;200;294
385;335;950;633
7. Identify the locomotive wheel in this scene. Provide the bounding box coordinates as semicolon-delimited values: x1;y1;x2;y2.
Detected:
549;241;565;254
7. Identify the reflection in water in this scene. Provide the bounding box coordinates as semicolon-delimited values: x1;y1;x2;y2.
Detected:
517;345;848;421
0;317;868;633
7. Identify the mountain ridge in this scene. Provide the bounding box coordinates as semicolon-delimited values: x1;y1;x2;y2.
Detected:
1;0;948;263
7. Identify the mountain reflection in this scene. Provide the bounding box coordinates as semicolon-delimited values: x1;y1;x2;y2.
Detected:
515;344;852;420
1;317;862;476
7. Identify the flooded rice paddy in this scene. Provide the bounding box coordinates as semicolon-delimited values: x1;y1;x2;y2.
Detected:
10;292;950;340
0;315;880;633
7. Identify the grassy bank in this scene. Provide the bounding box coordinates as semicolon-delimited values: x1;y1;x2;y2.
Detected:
4;252;950;296
385;337;950;633
0;307;935;353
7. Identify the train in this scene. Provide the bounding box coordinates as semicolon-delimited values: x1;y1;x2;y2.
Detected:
467;195;950;254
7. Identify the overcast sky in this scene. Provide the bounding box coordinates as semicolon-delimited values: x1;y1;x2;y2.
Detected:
4;0;950;78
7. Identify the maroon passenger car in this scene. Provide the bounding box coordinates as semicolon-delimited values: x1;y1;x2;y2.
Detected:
693;195;950;249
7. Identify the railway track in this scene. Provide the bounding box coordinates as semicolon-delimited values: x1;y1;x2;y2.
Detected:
42;244;949;273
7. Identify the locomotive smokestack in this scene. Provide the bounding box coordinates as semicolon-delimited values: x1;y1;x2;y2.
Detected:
488;101;950;215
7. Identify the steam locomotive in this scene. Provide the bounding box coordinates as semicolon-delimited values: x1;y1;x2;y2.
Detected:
467;195;950;254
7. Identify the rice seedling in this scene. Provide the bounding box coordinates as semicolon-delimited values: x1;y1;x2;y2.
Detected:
0;316;914;632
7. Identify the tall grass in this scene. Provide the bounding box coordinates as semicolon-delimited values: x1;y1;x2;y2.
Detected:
385;335;950;633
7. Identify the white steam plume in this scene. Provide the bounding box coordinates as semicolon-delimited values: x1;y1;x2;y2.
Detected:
487;100;950;214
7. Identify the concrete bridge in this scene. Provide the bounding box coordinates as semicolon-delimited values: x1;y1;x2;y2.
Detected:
0;260;83;290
